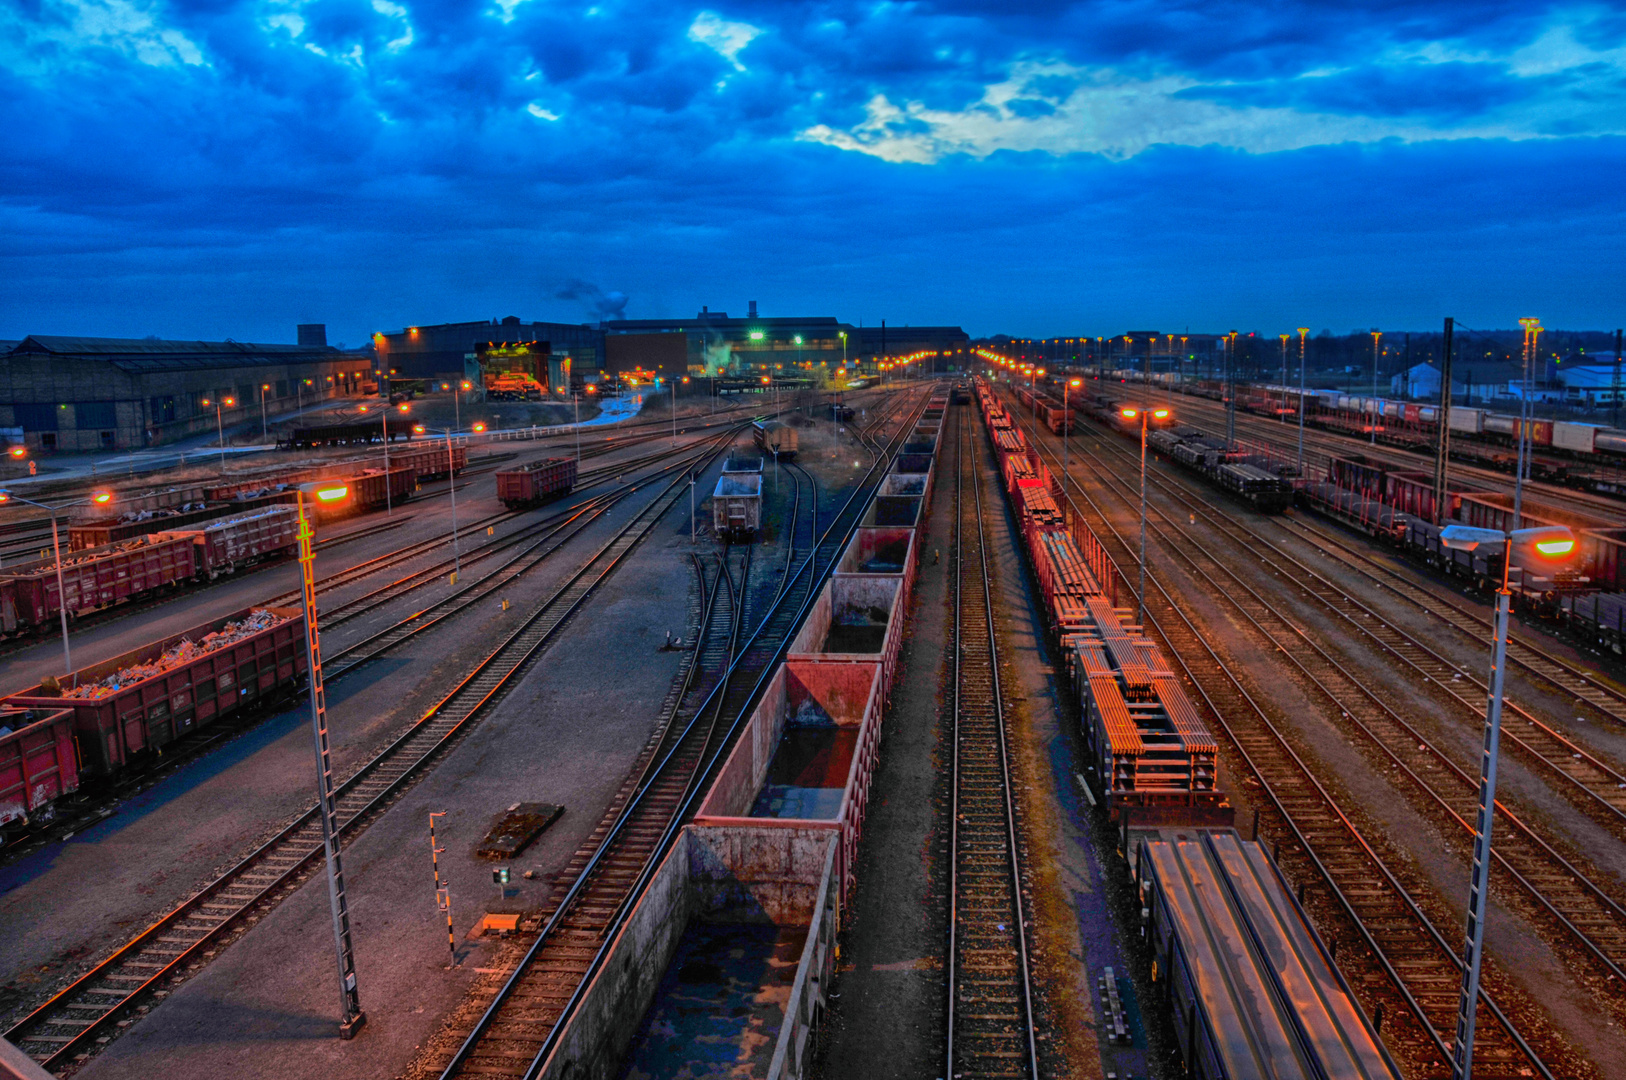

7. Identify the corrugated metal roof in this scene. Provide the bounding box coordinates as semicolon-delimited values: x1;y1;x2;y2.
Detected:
6;335;352;374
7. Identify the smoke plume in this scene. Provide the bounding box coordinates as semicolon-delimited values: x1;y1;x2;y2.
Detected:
555;279;629;321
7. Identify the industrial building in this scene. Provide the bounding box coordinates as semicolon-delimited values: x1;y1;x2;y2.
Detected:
0;330;366;452
375;318;605;391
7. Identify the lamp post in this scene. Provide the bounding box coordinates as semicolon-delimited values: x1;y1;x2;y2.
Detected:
294;481;366;1039
1063;377;1082;489
201;396;236;471
1441;522;1576;1080
1120;406;1170;630
1279;334;1289;422
260;384;271;440
1515;319;1542;529
413;425;464;579
0;488;114;683
1297;328;1310;473
362;402;409;516
1370;330;1383;445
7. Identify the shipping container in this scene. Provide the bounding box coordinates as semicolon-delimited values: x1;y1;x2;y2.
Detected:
4;606;306;774
0;534;198;633
495;458;578;508
0;706;79;834
1447;407;1484;434
1554;422;1602;454
161;505;300;577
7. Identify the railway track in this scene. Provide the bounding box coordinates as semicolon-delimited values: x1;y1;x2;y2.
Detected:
947;404;1040;1080
2;431;741;1074
1068;413;1626;833
430;387;932;1080
1009;399;1572;1079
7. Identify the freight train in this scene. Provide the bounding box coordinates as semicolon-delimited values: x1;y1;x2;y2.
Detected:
1010;382;1077;434
1113;372;1626;492
979;379;1401;1080
0;507;301;637
977;380;1231;820
752;420;799;460
0;605;307;840
1139;424;1297;513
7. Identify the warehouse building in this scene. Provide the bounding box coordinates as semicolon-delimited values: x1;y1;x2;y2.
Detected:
376;317;605;389
0;330;367;452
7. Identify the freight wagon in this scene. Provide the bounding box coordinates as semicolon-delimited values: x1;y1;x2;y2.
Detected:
1136;829;1401;1080
1;509;301;637
0;705;79;839
495;458;577;508
68;497;287;551
752;421;799;460
712;473;762;538
4;606;306;776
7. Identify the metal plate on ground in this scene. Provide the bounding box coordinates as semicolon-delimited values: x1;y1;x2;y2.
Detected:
475;802;564;860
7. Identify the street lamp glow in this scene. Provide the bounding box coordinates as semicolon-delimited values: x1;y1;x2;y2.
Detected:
310;484;350;503
7;446;24;459
749;330;764;341
472;422;487;432
91;490;113;504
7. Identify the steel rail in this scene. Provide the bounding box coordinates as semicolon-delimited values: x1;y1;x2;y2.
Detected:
1051;418;1626;992
947;401;1041;1080
3;432;737;1072
1007;389;1556;1080
434;387;932;1080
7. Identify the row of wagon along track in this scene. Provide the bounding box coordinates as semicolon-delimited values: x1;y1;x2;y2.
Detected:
1113;382;1626;520
423;387;929;1080
0;416;759;659
0;424;758;1074
0;430;754;865
994;394;1586;1080
946;402;1042;1080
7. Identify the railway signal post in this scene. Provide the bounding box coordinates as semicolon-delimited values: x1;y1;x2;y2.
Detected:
1442;522;1576;1080
296;481;367;1039
0;488;114;686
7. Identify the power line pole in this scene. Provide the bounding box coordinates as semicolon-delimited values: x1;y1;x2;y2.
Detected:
1433;317;1455;526
1613;328;1622;430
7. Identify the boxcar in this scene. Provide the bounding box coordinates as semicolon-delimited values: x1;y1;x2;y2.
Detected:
1138;829;1402;1080
495;458;578;508
752;421;798;460
0;705;79;836
4;605;306;775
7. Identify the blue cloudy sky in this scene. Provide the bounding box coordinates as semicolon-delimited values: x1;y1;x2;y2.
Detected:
2;0;1624;343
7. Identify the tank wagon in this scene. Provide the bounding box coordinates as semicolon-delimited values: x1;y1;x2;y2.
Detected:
752;420;799;460
1136;829;1402;1080
2;606;306;830
495;458;577;509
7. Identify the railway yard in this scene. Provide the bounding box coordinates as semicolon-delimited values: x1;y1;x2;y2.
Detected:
2;371;1625;1080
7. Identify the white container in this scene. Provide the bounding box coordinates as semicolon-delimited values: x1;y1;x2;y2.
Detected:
1554;421;1602;453
1447;407;1484;434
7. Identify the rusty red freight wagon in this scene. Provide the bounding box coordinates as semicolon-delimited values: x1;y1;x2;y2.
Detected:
4;606;306;774
67;496;289;551
495;458;578;508
0;534;197;634
160;505;300;577
787;576;905;700
0;705;79;836
315;465;416;518
693;661;884;901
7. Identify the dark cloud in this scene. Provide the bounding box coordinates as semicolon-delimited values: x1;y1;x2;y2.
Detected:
0;0;1621;340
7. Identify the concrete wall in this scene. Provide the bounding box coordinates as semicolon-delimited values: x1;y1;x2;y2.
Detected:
537;826;840;1080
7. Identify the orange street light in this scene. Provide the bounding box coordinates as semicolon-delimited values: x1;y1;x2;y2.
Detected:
7;446;25;459
92;489;113;504
472;422;487;433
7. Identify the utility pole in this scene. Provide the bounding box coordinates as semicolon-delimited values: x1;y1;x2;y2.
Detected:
1225;331;1238;446
1514;319;1541;531
1432;317;1455;526
1370;330;1382;445
1613;328;1622;429
1279;333;1289;422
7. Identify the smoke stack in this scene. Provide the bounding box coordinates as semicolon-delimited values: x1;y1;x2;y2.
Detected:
297;324;327;348
749;300;757;319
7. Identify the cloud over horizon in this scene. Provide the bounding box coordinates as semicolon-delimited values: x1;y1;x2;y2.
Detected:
2;0;1623;340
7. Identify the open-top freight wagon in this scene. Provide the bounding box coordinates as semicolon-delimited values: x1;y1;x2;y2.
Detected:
495;457;578;508
0;704;79;839
4;605;306;777
0;508;301;636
